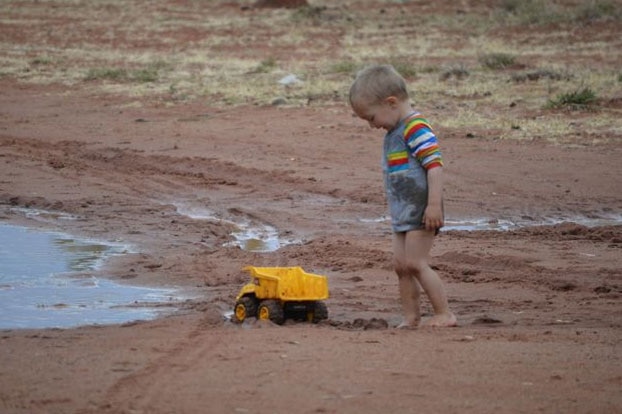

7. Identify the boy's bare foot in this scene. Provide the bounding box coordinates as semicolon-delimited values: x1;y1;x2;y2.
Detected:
424;312;457;328
396;320;419;330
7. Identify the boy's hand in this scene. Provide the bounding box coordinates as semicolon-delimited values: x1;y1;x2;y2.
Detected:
423;205;444;230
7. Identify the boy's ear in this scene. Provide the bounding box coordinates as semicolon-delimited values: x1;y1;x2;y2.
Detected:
384;96;399;106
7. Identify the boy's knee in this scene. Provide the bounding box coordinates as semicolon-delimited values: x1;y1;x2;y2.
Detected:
394;261;422;278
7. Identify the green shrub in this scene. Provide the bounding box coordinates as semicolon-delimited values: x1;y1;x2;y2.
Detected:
84;68;127;81
576;0;621;22
511;69;566;83
499;0;620;25
329;60;358;75
85;64;161;83
129;68;158;83
389;60;417;79
546;87;597;109
31;56;52;65
440;63;470;81
291;6;325;22
479;53;516;70
254;57;277;73
499;0;561;25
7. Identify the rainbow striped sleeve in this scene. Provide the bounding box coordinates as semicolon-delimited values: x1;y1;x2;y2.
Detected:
403;115;443;170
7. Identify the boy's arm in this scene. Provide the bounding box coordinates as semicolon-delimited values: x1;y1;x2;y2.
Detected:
424;166;444;231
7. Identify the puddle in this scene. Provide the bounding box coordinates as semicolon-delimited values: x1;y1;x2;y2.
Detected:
8;207;78;222
225;226;281;253
176;201;622;251
443;218;519;231
358;214;622;231
356;216;516;231
443;215;622;231
173;202;300;252
0;224;178;330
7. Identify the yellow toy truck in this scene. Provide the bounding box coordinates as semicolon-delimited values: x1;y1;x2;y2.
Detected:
233;266;329;325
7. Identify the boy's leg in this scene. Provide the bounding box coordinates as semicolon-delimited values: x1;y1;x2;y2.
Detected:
393;232;421;328
403;230;457;327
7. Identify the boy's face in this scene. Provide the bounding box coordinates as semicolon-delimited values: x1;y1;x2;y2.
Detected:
352;97;401;131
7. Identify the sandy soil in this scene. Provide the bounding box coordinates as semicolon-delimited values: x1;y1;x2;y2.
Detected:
1;1;622;414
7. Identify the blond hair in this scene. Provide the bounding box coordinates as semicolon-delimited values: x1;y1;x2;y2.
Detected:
349;64;409;107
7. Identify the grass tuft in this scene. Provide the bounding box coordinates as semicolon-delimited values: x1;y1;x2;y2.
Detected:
85;68;127;82
576;0;621;22
328;60;359;75
498;0;561;25
85;62;165;83
479;53;516;70
440;64;470;81
30;56;53;65
252;57;277;74
389;60;417;79
291;6;326;23
545;87;598;110
511;69;567;83
498;0;621;25
130;68;158;83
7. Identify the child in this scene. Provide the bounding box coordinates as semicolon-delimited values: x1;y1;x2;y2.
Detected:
349;64;457;328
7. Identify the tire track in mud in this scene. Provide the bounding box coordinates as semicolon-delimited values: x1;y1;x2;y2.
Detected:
0;134;380;238
88;317;361;414
1;134;281;197
89;319;226;414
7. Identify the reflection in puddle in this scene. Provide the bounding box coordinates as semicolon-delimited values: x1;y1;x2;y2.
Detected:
173;202;299;252
0;224;178;330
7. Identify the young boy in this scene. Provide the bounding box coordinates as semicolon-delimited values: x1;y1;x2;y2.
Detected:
349;64;457;328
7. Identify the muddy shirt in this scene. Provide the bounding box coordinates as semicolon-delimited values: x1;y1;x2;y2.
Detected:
382;112;443;232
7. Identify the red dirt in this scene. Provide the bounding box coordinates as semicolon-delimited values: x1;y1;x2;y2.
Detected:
1;1;621;414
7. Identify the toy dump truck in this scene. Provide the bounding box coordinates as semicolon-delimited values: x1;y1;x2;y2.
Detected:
233;266;329;325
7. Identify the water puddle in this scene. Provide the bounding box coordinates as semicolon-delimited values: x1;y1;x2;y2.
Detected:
443;218;520;231
226;225;281;253
443;215;622;231
173;202;300;252
8;207;78;222
0;224;178;330
175;200;622;253
358;214;622;231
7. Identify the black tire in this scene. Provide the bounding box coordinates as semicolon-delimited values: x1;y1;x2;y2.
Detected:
233;296;258;323
311;301;328;323
284;302;311;321
257;300;285;325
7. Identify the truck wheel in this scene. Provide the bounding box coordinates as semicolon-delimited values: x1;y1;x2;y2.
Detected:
258;300;285;325
310;301;328;323
234;296;258;323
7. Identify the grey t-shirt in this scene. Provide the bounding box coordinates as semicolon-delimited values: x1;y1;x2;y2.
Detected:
382;113;442;232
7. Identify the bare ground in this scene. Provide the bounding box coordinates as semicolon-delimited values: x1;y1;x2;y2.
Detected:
1;1;622;413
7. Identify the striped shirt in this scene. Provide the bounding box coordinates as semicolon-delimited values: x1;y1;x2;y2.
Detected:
403;113;443;170
382;112;443;232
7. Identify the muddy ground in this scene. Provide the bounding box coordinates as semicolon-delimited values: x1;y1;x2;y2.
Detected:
1;1;621;413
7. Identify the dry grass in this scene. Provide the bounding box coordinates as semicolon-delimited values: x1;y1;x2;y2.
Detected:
1;0;621;144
